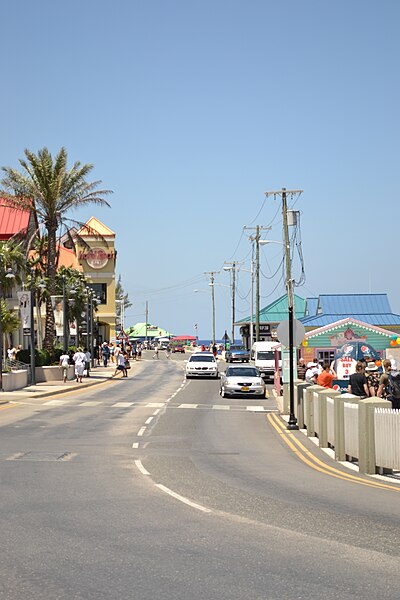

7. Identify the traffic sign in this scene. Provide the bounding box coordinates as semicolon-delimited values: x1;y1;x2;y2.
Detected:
276;319;305;347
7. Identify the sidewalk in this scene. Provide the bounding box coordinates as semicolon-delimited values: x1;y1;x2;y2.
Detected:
0;364;118;404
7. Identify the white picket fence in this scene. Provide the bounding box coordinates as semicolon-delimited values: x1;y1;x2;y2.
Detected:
374;408;400;470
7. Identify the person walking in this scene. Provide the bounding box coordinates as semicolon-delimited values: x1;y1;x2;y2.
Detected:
73;347;86;383
165;344;171;359
84;347;91;377
59;351;70;383
113;351;127;377
153;346;159;359
102;342;110;367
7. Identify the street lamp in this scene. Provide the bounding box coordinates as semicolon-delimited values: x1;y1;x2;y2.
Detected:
0;267;15;391
61;275;76;354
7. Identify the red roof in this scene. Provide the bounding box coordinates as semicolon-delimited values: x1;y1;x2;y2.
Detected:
172;335;197;341
0;199;31;240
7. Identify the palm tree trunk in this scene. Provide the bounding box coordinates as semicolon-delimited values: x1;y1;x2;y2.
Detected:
43;223;57;356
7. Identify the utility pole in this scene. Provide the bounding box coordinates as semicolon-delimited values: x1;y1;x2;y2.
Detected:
264;187;303;430
223;261;243;345
204;271;219;346
244;226;270;342
145;301;148;343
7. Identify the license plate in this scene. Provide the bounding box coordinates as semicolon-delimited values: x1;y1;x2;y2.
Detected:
241;386;249;392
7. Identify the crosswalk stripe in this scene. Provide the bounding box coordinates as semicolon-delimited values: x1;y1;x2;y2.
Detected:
178;404;198;409
79;401;102;406
43;400;67;406
246;406;266;412
212;405;230;410
112;402;134;407
146;403;165;407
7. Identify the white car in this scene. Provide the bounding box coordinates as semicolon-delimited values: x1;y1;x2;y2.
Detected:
220;365;266;398
185;353;219;379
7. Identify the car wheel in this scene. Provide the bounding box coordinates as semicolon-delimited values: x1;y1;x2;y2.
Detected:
215;373;219;379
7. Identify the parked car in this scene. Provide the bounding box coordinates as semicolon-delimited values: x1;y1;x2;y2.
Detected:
220;365;266;398
225;344;250;363
172;345;185;353
185;353;219;379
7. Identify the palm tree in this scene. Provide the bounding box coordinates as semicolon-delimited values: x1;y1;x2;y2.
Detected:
0;148;112;355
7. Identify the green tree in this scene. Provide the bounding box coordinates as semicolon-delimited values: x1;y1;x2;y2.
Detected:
0;147;112;355
115;274;132;329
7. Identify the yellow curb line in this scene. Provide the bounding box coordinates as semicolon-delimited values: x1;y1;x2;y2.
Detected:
267;413;400;493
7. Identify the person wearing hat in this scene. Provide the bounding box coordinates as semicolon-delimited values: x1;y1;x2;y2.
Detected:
305;361;319;383
73;347;86;383
365;361;380;396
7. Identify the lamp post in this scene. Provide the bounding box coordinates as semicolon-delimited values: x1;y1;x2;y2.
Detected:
30;267;36;385
0;266;15;392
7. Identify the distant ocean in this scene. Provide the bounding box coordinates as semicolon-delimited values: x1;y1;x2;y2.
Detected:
197;339;242;346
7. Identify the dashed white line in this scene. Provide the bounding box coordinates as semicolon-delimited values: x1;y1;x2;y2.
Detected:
155;484;212;513
132;442;139;448
178;404;198;409
145;416;154;425
246;406;266;412
79;401;102;406
152;409;160;416
43;400;67;406
135;460;150;475
137;427;146;436
212;405;230;410
146;403;165;408
113;402;134;407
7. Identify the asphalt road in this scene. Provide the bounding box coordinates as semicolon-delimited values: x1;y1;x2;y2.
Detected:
0;351;399;599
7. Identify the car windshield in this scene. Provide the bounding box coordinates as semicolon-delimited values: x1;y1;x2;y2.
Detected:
226;368;259;377
190;355;215;362
230;345;246;351
257;351;280;360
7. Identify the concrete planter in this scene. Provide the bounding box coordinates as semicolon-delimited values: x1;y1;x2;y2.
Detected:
2;369;29;391
35;365;75;383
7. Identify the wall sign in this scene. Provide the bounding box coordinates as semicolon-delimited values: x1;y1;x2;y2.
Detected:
79;248;115;269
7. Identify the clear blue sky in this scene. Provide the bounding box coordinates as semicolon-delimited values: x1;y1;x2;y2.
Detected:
1;0;399;338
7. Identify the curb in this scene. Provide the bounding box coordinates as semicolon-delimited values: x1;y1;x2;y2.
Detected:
0;375;115;403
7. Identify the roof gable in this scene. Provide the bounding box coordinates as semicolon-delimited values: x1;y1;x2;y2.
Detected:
0;198;31;240
305;317;398;339
78;216;115;237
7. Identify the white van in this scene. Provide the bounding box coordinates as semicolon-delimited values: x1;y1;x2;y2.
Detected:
251;341;281;381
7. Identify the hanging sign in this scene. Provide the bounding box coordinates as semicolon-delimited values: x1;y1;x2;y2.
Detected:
18;292;31;334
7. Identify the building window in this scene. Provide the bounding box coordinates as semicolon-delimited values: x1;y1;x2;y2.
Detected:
88;283;107;304
318;350;335;365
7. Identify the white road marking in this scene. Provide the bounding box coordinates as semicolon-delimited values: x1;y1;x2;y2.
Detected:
79;401;102;406
212;405;230;410
152;409;160;416
135;460;150;475
146;403;165;407
43;400;67;406
178;404;198;409
112;402;134;407
246;406;266;412
145;417;154;425
155;484;212;513
132;442;139;448
137;427;146;436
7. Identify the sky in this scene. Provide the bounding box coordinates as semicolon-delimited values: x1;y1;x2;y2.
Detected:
1;0;399;339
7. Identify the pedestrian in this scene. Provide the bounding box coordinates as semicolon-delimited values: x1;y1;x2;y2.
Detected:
365;361;380;396
297;358;307;380
102;342;110;367
317;363;337;389
7;345;16;361
348;361;369;398
109;343;115;363
212;344;217;357
73;347;86;383
377;359;392;399
113;350;127;377
153;346;159;359
136;344;142;360
59;350;70;383
305;361;319;384
165;344;171;359
84;347;91;377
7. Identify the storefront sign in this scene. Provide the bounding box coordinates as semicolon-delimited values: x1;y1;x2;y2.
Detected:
79;248;115;269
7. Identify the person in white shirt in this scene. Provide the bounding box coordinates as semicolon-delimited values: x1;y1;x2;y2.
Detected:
73;348;86;383
84;348;91;377
59;352;70;383
113;352;127;377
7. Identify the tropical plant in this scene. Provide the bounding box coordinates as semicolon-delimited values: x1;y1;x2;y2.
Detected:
0;147;112;355
0;299;20;356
